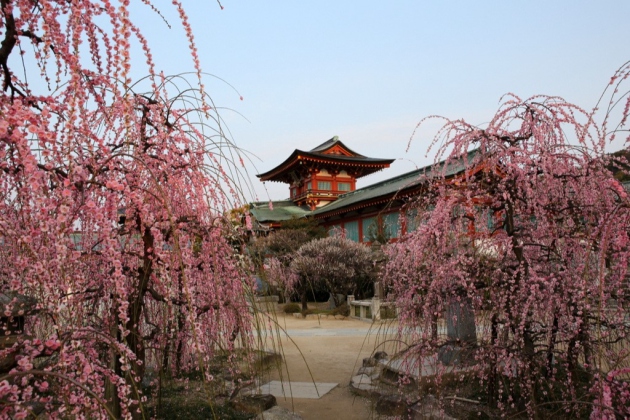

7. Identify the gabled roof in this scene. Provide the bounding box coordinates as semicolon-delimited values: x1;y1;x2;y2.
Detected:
312;149;480;218
257;136;394;183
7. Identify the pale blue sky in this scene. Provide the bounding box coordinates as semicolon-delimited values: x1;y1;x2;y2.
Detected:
128;1;630;202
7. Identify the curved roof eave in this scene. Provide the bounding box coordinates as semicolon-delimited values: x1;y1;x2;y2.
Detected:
257;150;394;182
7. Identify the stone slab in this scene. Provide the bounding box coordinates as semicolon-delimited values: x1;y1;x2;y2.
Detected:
256;381;337;399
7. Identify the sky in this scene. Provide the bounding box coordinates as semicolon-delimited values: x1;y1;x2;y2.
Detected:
126;1;630;203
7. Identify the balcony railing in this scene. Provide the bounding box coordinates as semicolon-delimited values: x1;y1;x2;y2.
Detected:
292;188;348;202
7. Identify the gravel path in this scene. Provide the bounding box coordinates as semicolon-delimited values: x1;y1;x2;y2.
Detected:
255;310;400;420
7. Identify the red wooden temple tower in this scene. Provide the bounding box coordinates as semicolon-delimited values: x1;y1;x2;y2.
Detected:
257;136;394;210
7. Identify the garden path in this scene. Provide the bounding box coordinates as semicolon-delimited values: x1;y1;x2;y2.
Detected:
255;305;400;419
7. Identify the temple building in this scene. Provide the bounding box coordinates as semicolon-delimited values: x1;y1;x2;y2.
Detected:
250;136;474;242
256;136;394;210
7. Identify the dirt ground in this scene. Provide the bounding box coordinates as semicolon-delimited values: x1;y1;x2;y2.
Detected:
255;305;401;420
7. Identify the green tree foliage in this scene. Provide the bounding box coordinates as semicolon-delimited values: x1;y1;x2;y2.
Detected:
280;216;328;239
249;217;326;266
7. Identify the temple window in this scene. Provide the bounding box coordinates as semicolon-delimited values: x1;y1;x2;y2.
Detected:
406;209;418;233
384;212;400;238
344;221;359;242
337;182;351;191
362;217;376;242
318;181;331;190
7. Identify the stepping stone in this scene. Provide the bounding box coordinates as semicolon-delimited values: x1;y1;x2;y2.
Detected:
351;374;371;386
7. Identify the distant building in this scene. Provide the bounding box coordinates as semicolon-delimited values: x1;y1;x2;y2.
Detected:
256;136;394;210
251;136;476;243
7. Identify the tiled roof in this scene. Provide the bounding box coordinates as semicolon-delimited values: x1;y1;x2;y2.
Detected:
309;135;365;156
252;150;479;223
312;149;479;217
256;136;394;182
249;200;311;223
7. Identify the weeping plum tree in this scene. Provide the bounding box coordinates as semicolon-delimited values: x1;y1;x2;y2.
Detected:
0;1;252;418
291;236;375;310
250;217;326;303
383;85;630;417
249;218;325;267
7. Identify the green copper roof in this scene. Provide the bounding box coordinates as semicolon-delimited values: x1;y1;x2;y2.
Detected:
312;149;479;217
249;200;311;223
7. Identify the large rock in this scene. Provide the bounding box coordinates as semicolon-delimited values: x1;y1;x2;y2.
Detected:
327;293;346;309
444;297;477;345
350;373;381;397
375;394;408;417
440;297;477;365
363;356;378;367
351;374;372;386
410;395;458;420
437;344;463;366
357;366;376;376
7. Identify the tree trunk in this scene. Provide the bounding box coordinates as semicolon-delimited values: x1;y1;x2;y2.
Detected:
301;291;308;311
439;296;477;366
577;316;593;380
430;311;438;343
120;221;154;419
106;306;123;418
545;313;559;379
175;307;185;376
488;314;498;408
125;297;147;420
159;320;172;414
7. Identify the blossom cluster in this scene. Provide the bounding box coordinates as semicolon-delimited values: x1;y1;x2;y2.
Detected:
384;93;630;418
0;1;251;418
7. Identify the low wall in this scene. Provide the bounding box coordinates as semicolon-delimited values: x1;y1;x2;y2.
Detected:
347;295;396;321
